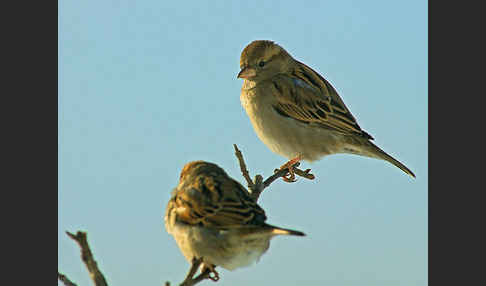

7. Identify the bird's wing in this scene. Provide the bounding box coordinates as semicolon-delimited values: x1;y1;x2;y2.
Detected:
172;174;266;228
271;61;373;139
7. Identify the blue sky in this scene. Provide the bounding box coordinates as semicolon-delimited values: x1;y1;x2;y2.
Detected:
58;1;427;285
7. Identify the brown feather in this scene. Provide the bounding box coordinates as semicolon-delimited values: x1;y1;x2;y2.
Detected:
171;161;267;228
271;63;373;140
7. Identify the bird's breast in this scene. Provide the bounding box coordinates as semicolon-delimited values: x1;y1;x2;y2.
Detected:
220;239;270;270
170;221;271;271
240;85;342;161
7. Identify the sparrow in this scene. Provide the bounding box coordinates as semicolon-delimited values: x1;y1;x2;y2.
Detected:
164;161;305;281
237;40;415;180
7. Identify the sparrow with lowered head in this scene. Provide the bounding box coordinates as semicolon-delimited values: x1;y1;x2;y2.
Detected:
164;161;305;282
238;40;415;180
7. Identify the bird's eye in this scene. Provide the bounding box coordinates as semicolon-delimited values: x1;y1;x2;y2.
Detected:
258;61;265;67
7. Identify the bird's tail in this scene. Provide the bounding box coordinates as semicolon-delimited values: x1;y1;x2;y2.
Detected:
232;224;305;237
357;140;415;178
267;224;306;236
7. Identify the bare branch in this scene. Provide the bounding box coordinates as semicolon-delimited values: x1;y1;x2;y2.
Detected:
263;165;300;189
66;231;108;286
233;144;314;201
252;174;264;201
58;272;78;286
63;230;212;286
233;144;254;189
294;167;315;180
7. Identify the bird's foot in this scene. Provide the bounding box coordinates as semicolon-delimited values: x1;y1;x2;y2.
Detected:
278;155;302;183
202;264;219;282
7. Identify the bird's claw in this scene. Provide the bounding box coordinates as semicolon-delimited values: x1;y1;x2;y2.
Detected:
282;171;297;182
278;156;302;183
202;264;219;282
208;270;219;282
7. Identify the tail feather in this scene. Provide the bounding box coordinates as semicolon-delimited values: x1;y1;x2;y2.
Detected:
231;224;306;237
267;224;306;236
363;141;416;178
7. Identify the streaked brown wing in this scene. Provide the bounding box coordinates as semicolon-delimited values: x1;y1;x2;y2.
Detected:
173;174;267;228
271;61;373;140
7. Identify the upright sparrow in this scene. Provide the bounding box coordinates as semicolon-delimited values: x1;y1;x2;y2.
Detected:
165;161;305;281
238;40;415;180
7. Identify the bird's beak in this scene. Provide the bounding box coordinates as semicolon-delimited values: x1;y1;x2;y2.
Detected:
237;66;256;79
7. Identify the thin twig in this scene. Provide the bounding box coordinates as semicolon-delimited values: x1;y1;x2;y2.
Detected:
262;164;301;189
294;167;315;180
249;163;300;201
233;144;254;189
233;144;314;201
66;231;109;286
58;272;78;286
252;175;264;201
63;230;209;286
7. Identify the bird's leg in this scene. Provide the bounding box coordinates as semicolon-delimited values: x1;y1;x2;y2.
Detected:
279;155;302;183
179;257;204;286
179;259;219;286
188;268;212;285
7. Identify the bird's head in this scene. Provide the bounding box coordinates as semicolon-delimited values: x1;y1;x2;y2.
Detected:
238;40;293;82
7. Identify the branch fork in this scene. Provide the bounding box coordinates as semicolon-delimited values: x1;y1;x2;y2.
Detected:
233;144;314;202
